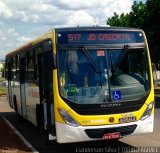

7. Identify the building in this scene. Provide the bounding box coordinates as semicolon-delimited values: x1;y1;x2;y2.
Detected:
0;61;5;77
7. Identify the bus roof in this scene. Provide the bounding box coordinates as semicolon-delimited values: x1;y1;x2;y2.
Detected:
6;30;53;58
55;26;143;32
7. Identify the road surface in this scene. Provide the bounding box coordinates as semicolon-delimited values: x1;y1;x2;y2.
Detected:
0;96;160;153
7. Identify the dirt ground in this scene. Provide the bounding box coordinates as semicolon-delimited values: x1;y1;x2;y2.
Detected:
0;116;33;153
0;95;33;153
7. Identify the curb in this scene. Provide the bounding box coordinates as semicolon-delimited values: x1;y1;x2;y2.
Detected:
2;116;39;153
0;94;6;97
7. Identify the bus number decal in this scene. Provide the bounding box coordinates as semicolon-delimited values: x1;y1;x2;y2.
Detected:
68;34;81;41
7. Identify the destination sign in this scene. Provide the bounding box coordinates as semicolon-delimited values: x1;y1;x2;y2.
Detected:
57;31;144;44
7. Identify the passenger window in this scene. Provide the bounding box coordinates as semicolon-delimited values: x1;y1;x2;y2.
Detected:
34;46;43;82
12;56;19;81
26;50;34;81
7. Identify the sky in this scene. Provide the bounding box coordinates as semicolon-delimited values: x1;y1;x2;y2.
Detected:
0;0;146;60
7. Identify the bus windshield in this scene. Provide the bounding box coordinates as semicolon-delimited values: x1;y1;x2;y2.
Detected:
57;47;150;104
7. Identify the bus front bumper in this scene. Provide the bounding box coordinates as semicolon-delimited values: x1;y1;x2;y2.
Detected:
55;115;153;143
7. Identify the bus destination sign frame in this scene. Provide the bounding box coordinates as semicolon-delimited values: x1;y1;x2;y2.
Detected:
57;31;144;45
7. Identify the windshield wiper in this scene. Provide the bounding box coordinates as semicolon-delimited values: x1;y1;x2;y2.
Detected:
110;55;114;74
114;45;129;71
66;53;74;84
79;46;101;74
79;46;103;89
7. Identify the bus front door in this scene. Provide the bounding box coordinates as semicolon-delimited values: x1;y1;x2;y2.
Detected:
20;57;27;117
38;51;54;137
7;61;13;108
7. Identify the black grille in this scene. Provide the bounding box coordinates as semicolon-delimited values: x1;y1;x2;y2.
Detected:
61;92;150;115
85;124;137;139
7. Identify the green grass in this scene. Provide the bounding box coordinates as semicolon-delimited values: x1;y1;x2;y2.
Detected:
0;87;7;96
0;77;5;81
0;77;6;96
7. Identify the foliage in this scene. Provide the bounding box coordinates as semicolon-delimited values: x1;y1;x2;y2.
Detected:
107;0;160;63
0;68;5;78
0;87;7;96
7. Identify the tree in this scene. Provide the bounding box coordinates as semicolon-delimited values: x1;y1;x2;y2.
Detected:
107;0;160;63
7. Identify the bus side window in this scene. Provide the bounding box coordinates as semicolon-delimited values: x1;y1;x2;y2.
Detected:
32;49;37;81
5;59;11;81
5;61;8;80
26;50;34;82
12;56;18;81
34;46;43;82
17;55;20;81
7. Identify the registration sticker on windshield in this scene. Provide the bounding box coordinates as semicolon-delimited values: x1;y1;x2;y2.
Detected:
112;91;121;100
97;50;105;56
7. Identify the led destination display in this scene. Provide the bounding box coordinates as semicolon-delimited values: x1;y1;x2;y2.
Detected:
57;31;144;44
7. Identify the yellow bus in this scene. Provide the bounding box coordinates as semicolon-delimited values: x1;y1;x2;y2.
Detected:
5;27;154;143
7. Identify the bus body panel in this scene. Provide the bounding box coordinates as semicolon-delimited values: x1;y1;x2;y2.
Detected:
5;27;154;144
19;56;27;118
55;115;153;143
53;73;154;126
13;81;22;115
25;84;40;125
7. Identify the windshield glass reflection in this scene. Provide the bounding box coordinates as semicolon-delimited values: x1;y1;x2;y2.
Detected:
57;48;149;104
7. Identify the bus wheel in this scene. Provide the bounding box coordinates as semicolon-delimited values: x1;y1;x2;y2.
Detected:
13;96;24;123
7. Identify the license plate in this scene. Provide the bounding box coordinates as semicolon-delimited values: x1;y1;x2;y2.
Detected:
103;132;121;140
119;116;136;123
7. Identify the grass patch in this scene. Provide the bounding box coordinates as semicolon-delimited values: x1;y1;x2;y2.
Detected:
0;77;6;96
0;77;5;81
0;87;7;96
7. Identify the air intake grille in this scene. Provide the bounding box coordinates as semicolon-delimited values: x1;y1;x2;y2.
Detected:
85;124;137;139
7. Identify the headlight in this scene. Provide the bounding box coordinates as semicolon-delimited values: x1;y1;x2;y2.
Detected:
140;103;154;121
58;108;80;127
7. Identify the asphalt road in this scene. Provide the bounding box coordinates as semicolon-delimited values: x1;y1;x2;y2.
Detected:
0;96;160;153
